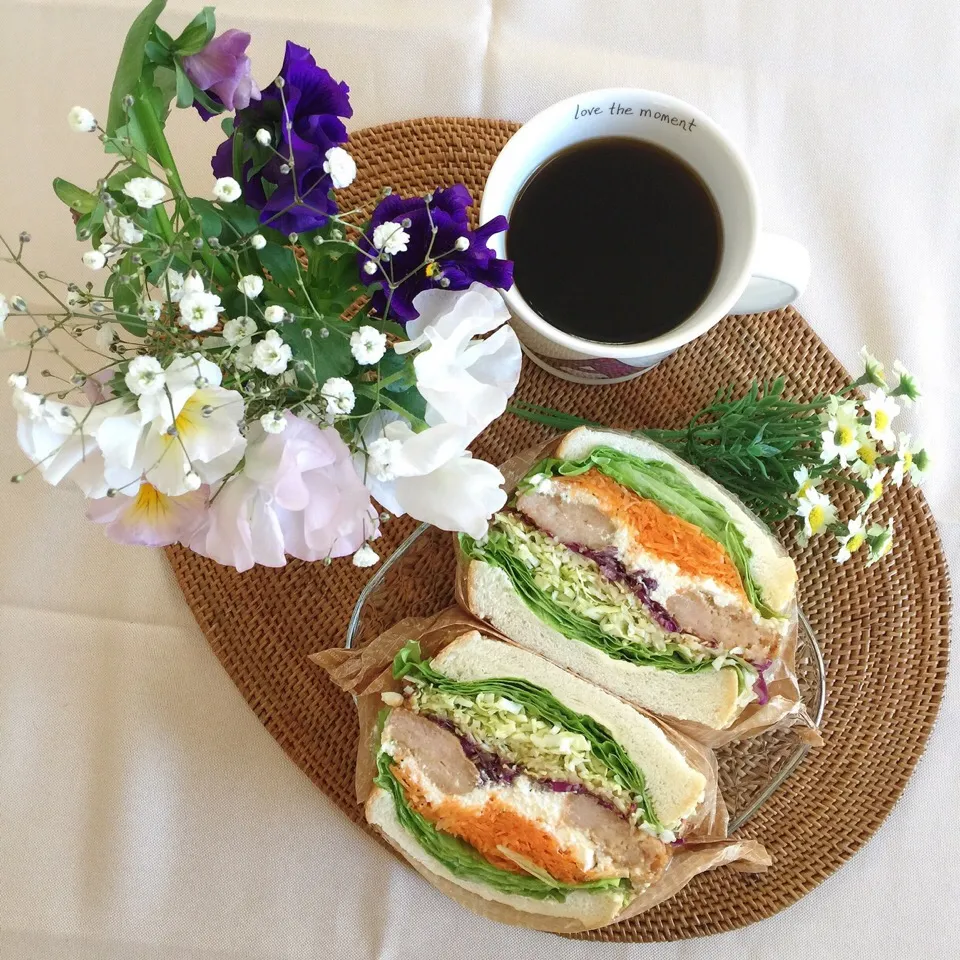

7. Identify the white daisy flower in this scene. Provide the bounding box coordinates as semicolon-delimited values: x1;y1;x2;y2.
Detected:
891;360;921;406
859;346;887;387
795;486;837;539
238;275;264;298
67;106;97;133
820;406;860;466
252;329;292;375
260;411;287;434
323;146;357;189
372;221;410;258
835;516;867;564
793;465;819;497
222;315;258;345
862;387;900;449
352;543;379;568
122;177;167;209
350;325;387;365
866;519;895;566
263;305;286;325
212;177;242;203
124;355;166;397
850;427;880;480
320;376;356;416
858;467;886;513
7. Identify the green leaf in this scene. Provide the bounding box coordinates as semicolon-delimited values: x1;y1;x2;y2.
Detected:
111;275;147;336
52;178;98;214
106;0;168;136
192;86;224;117
153;25;174;49
282;321;354;386
144;40;171;64
384;384;426;421
220;116;235;137
173;6;216;56
261;177;278;201
174;62;194;109
218;202;261;237
75;203;105;242
257;243;299;291
142;65;178;122
189;197;223;238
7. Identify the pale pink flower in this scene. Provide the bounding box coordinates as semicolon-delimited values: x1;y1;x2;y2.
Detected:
88;483;209;547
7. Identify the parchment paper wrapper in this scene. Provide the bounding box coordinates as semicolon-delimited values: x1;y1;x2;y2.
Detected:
312;609;772;934
455;435;822;749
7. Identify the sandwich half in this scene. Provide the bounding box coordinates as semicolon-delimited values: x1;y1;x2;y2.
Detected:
460;427;798;729
367;630;707;926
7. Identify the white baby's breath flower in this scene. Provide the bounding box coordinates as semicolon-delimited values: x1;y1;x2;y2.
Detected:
350;325;387;365
323;146;357;189
866;519;895;566
362;259;378;275
8;374;28;390
181;272;205;297
82;250;106;270
795;486;837;539
454;236;470;252
222;315;257;345
249;234;267;250
239;274;264;298
213;177;242;203
139;300;162;323
352;543;379;568
255;128;271;146
159;268;185;302
183;471;202;492
178;290;224;332
260;411;287;434
67;106;97;132
264;305;286;325
252;329;292;375
321;377;356;416
233;343;255;372
863;387;900;449
103;211;144;245
372;221;410;258
365;436;403;482
859;346;887;387
0;294;9;333
124;355;166;397
95;323;117;353
891;360;921;406
859;467;886;513
835;516;867;564
122;177;167;209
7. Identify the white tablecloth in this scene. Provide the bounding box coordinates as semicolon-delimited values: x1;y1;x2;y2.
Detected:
1;1;957;957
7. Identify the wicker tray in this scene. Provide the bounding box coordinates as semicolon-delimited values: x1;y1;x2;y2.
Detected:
165;116;951;942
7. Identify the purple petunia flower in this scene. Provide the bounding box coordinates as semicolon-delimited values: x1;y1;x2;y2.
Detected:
183;29;261;115
212;42;352;235
357;185;513;323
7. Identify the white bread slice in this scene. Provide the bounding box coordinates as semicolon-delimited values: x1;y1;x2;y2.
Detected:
429;630;706;829
366;787;626;926
465;560;743;729
555;427;797;615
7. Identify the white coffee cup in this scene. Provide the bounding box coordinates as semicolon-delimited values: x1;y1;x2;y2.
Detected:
479;88;810;383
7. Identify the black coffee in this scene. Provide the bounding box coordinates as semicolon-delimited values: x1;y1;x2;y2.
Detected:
507;137;722;344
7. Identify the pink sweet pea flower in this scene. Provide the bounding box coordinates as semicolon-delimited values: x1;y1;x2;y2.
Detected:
183;29;261;113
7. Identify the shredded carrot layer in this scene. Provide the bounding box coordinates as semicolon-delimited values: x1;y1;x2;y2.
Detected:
559;470;746;596
394;765;589;884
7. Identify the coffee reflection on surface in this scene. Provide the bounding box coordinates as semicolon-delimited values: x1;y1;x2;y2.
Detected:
507;137;723;344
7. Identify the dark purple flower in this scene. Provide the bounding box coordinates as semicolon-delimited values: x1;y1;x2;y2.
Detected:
357;185;513;323
183;29;261;114
212;42;352;234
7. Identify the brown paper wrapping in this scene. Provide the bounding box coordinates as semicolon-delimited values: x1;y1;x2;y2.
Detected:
455;434;822;748
312;611;772;934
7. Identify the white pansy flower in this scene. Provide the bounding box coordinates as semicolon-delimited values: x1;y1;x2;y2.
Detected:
866;519;895;566
239;274;264;298
321;377;356;416
82;250;106;270
67;106;97;132
372;221;410;258
859;347;886;387
835;516;866;564
8;374;27;390
858;467;886;513
95;323;117;353
122;177;167;209
178;290;224;332
222;315;258;345
352;543;379;568
249;234;267;250
252;329;292;375
124;356;166;397
350;325;387;365
323;146;357;189
260;411;287;434
213;177;242;203
103;211;144;245
795;486;837;539
255;128;271;146
264;305;286;325
862;387;899;449
158;268;185;302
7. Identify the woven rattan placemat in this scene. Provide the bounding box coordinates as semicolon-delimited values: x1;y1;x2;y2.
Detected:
165;117;950;941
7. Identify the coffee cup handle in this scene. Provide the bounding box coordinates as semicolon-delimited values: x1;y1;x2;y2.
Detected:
730;233;810;314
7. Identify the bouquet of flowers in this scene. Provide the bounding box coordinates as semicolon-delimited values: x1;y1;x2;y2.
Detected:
1;0;520;571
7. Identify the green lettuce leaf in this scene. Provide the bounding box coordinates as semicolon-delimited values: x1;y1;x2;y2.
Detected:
523;447;778;619
393;642;662;830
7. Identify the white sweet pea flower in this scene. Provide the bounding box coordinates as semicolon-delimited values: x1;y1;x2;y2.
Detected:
158;268;185;302
252;329;292;375
352;543;379;567
222;315;258;345
264;305;286;325
372;221;409;258
260;411;287;434
102;211;144;245
82;250;106;270
178;290;224;332
323;146;357;189
835;516;867;564
249;234;267;250
350;325;387;365
862;387;900;449
122;177;167;209
395;284;522;437
321;377;355;416
239;274;264;298
67;106;97;132
213;177;242;203
124;356;165;397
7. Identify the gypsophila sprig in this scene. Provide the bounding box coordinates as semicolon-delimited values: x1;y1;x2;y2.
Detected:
2;1;520;572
